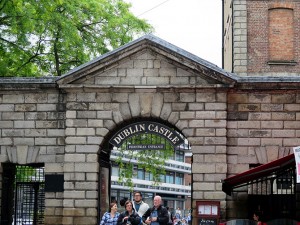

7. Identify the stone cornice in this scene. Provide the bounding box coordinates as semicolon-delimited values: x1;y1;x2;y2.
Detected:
0;77;57;90
234;76;300;90
57;84;234;93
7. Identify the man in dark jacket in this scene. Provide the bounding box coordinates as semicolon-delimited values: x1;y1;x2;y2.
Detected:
142;195;169;225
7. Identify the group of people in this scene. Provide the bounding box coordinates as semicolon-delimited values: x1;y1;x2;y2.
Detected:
100;192;175;225
171;207;191;225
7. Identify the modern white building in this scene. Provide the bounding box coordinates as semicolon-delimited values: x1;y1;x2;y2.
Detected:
110;143;191;213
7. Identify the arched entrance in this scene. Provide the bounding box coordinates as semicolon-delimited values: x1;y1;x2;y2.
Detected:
99;119;192;220
33;34;232;224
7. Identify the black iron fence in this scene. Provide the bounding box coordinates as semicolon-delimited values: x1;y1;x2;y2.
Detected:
1;164;45;225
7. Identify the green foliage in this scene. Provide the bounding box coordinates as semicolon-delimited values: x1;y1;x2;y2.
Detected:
0;0;153;77
15;165;43;182
115;133;174;191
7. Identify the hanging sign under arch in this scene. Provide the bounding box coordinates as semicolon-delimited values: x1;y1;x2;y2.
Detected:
109;121;185;148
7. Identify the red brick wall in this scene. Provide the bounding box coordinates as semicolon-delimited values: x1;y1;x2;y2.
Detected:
247;1;300;74
269;8;294;61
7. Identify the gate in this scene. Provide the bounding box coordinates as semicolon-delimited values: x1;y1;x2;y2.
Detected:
1;164;45;225
248;166;296;221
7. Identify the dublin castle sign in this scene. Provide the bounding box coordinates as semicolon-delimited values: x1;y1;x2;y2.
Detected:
109;122;185;148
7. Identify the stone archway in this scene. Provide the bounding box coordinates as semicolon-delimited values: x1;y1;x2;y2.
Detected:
98;118;192;221
55;37;231;223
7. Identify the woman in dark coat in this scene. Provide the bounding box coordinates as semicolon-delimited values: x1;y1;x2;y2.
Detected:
117;200;142;225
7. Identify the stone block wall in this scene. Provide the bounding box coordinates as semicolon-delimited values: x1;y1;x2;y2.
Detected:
59;49;229;223
1;80;300;224
226;90;300;219
70;50;216;86
63;86;229;225
0;87;66;224
232;0;248;76
0;49;231;225
1;36;299;224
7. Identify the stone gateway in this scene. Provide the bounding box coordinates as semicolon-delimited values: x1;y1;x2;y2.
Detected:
0;34;299;225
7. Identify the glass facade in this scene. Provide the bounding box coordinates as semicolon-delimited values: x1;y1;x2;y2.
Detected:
110;132;191;212
112;164;185;185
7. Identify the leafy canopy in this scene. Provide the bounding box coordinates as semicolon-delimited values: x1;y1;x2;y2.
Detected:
113;133;175;191
0;0;153;77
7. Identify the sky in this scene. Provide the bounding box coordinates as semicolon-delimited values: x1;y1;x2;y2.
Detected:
125;0;223;67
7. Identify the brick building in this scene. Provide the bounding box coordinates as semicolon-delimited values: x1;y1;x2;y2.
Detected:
222;0;300;222
223;0;300;76
0;0;299;225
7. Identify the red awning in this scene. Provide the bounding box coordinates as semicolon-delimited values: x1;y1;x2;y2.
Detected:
222;154;295;195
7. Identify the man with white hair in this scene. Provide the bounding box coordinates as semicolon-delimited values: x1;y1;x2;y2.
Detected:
142;195;169;225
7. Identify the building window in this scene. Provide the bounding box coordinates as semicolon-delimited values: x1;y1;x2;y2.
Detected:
166;171;175;184
175;173;184;185
276;171;293;190
111;190;118;203
137;168;144;180
268;6;295;64
145;171;153;181
132;165;138;179
167;200;175;210
112;164;119;176
160;174;165;183
176;151;184;162
176;201;184;212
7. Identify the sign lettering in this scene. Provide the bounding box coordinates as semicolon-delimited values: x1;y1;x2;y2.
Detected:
127;144;165;150
109;122;184;148
199;218;217;225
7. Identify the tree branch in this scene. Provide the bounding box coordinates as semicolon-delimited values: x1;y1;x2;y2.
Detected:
0;0;9;12
15;34;45;72
0;37;27;52
77;19;105;32
53;28;61;76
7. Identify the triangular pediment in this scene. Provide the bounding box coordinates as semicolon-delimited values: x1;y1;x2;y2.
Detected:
56;34;238;87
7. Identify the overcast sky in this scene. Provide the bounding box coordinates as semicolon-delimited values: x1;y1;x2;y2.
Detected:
125;0;223;67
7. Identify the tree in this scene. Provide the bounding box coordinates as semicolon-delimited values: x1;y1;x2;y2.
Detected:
0;0;153;77
114;133;177;190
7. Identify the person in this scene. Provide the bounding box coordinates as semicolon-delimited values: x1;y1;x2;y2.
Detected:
165;206;173;225
174;218;181;225
100;202;120;225
133;191;150;217
175;208;181;220
142;195;169;225
253;212;262;225
181;219;187;225
186;212;191;225
117;200;142;225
